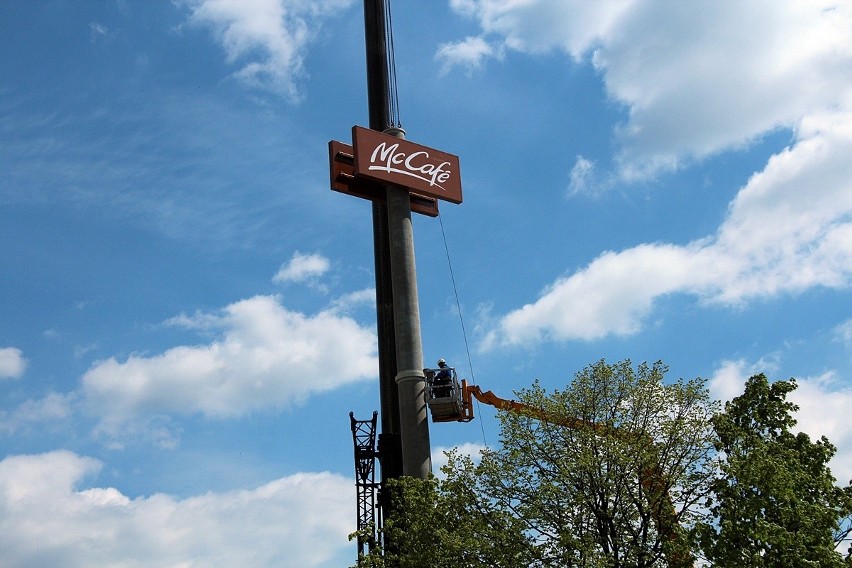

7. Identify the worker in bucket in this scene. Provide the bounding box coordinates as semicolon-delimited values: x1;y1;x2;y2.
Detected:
433;358;452;398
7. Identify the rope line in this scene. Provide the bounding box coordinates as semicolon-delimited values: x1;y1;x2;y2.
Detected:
438;213;488;449
384;0;401;128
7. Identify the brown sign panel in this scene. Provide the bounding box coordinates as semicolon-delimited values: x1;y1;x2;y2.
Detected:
329;140;439;217
352;126;462;204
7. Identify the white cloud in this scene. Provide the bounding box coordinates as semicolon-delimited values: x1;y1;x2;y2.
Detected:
446;0;852;179
835;319;852;345
484;111;852;347
446;3;852;348
273;251;331;284
435;36;502;73
483;243;699;347
706;112;852;303
431;442;485;478
0;392;75;434
708;358;781;403
181;0;355;99
0;347;27;379
708;360;852;484
0;451;353;568
447;0;632;58
81;295;376;440
790;372;852;483
567;155;598;196
88;22;108;42
329;287;376;313
708;360;753;404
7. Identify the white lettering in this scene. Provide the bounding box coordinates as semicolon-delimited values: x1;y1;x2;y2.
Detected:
366;142;454;191
370;142;399;165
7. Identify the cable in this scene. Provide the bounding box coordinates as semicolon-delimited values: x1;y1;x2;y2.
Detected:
438;213;488;449
383;0;401;128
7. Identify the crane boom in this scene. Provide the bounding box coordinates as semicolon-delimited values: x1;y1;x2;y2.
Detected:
423;370;689;567
466;384;601;431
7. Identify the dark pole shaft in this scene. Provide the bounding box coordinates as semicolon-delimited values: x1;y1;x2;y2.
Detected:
363;0;402;495
384;132;431;478
363;0;389;131
363;0;430;480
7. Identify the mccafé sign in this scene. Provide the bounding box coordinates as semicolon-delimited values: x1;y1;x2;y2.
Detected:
352;126;463;204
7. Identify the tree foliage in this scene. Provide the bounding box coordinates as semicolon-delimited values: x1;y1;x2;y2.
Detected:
698;374;852;567
352;472;532;568
356;359;718;567
353;365;852;568
462;359;717;567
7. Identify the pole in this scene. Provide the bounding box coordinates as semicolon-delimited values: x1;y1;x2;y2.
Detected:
363;0;403;489
384;128;431;478
362;1;431;481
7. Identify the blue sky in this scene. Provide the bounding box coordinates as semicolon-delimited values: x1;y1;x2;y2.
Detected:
2;0;851;566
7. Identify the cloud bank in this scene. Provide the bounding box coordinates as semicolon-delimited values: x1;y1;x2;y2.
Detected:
82;294;377;440
710;360;852;483
484;112;852;347
442;0;852;179
452;1;852;348
0;450;352;568
181;0;355;99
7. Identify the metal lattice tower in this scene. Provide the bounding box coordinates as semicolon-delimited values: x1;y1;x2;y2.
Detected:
350;411;381;557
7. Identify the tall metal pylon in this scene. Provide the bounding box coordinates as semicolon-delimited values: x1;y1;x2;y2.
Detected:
362;0;432;482
346;2;445;562
363;0;403;497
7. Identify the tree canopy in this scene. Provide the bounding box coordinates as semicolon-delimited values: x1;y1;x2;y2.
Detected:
353;363;852;567
356;359;718;567
697;373;852;567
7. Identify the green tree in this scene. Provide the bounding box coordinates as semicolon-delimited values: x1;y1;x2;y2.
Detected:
698;374;852;567
353;473;532;568
358;360;718;567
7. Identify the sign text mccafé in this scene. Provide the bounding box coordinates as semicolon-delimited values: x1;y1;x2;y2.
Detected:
352;126;462;204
